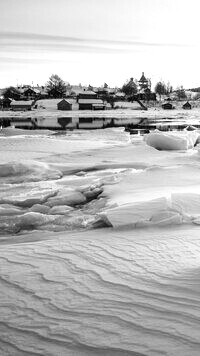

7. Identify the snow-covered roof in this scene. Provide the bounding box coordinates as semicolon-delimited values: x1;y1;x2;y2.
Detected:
57;99;73;105
78;99;104;104
80;91;97;95
11;100;33;106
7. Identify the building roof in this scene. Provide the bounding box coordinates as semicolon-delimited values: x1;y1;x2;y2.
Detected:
78;99;104;104
11;100;33;106
79;91;97;96
24;88;41;94
57;99;72;105
139;72;148;83
162;102;174;108
183;101;191;107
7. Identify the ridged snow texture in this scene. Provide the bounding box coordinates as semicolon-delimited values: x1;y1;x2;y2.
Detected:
1;128;200;355
1;227;200;355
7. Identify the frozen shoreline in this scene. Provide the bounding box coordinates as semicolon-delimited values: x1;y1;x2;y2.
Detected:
2;106;200;123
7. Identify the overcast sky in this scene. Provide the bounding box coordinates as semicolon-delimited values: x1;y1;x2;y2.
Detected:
0;0;200;89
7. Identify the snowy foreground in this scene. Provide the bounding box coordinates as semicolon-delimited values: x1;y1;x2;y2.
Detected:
1;127;200;355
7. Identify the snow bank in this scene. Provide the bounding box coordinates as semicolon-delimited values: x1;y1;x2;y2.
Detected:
144;130;199;150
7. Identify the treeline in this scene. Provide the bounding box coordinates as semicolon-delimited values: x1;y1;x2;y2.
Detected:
2;73;192;102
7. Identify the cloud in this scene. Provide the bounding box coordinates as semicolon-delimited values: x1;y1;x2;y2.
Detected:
0;31;191;56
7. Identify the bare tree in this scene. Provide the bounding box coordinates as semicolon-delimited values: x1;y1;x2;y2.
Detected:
176;86;187;100
154;81;167;100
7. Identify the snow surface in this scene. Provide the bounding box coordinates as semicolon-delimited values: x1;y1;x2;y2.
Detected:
1;127;200;355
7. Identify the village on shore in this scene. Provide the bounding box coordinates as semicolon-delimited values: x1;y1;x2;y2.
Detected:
1;72;200;130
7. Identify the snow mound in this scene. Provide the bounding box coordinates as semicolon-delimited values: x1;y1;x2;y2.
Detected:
17;212;57;229
144;130;199;150
0;161;62;183
29;204;50;214
46;189;86;207
49;205;74;215
0;189;57;208
0;204;24;216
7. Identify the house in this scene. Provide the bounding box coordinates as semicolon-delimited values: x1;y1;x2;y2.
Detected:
24;88;41;100
78;99;105;110
57;99;72;111
78;91;98;100
115;92;126;100
137;88;156;101
182;101;192;110
10;100;33;111
162;102;175;110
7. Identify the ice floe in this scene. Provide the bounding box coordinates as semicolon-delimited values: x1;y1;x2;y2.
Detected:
100;197;182;228
144;129;199;150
